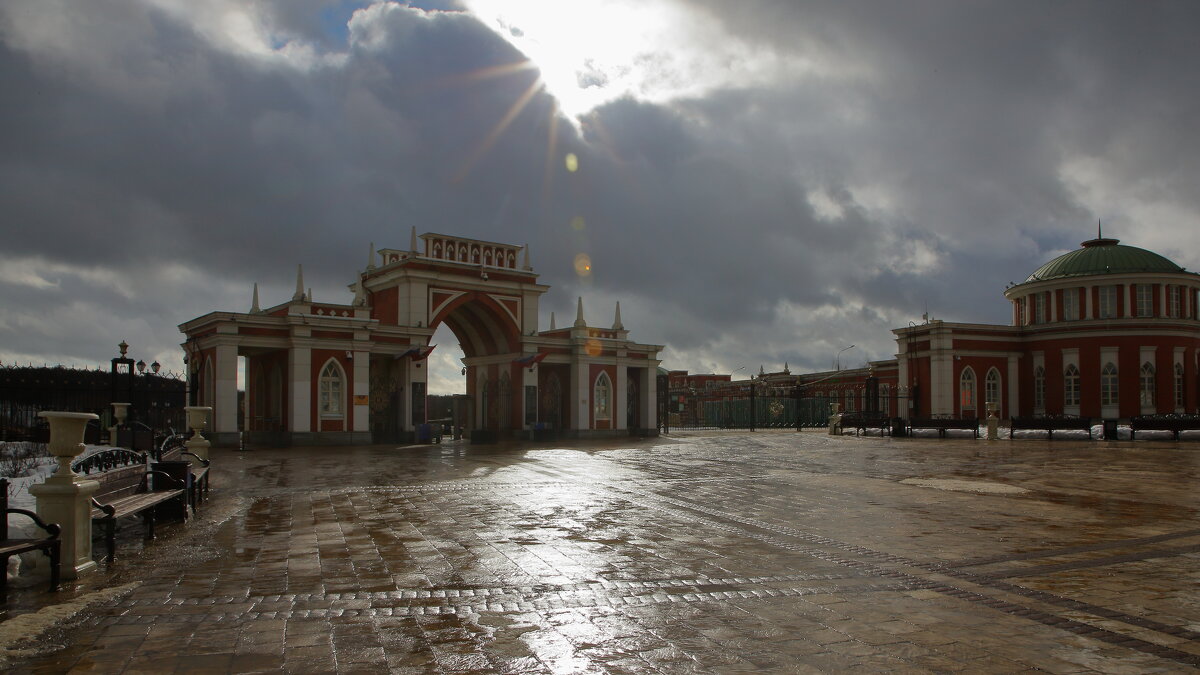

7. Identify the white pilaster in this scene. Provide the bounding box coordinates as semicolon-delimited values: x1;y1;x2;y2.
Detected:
353;351;370;432
615;365;628;430
213;343;238;434
641;366;658;431
1007;354;1019;419
288;347;312;433
570;360;588;430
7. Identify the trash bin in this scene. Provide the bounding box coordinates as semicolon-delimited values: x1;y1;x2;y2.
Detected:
1102;419;1118;440
417;423;433;443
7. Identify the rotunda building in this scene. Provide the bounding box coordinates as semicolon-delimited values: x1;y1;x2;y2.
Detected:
892;236;1200;421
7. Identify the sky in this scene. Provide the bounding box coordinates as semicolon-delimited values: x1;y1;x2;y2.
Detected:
2;0;1200;395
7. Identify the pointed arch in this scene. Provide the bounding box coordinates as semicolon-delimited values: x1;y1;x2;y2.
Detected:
985;367;1001;407
1101;362;1119;406
960;366;977;412
594;371;612;422
1064;363;1081;407
1139;361;1156;408
1034;365;1046;411
318;358;346;420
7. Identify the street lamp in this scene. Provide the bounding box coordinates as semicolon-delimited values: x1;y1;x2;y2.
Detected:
836;344;856;371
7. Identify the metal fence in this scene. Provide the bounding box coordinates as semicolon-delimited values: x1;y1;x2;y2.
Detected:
667;396;834;430
0;365;186;442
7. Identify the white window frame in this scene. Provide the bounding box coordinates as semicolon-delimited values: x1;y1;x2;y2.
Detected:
1134;284;1152;317
985;368;1001;407
1169;286;1181;318
1098;286;1117;319
593;372;612;421
1176;363;1186;409
1033;366;1046;411
960;367;977;413
1139;362;1156;410
1101;362;1119;407
1034;293;1046;324
1064;364;1081;408
319;359;346;419
1062;289;1077;321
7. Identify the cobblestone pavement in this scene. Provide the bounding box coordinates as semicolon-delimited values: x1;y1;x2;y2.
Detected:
3;430;1199;673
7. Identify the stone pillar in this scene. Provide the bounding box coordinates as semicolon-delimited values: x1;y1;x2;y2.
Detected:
288;346;312;440
352;350;370;435
109;402;129;445
985;402;999;441
640;366;658;434
828;402;843;435
29;412;100;580
615;364;628;431
184;406;212;461
569;359;588;432
213;343;238;442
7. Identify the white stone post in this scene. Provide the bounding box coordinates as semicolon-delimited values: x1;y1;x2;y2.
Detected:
985;402;999;441
828;402;843;435
109;402;129;445
184;406;213;461
29;411;100;580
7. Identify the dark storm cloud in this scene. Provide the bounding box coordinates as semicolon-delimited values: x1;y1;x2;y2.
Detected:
2;0;1198;376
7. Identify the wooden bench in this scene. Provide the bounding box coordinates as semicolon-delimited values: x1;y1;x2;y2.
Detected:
839;412;892;436
907;417;980;438
1130;414;1200;441
1;477;61;601
89;461;188;563
155;435;212;515
1010;415;1094;439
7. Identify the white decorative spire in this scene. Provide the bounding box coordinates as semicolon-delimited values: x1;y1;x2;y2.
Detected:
612;301;624;330
550;312;556;330
409;226;418;255
251;283;261;313
307;287;313;303
353;280;366;307
367;242;376;270
574;296;586;327
522;244;532;270
293;264;305;302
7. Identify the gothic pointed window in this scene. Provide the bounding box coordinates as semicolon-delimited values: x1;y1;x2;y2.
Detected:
985;368;1001;407
594;372;612;421
1175;363;1185;408
319;360;345;418
1139;362;1156;407
1101;362;1119;406
1064;364;1080;407
960;367;976;412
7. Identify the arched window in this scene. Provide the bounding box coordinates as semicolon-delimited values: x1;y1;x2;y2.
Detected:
1176;363;1186;408
319;360;345;418
1139;362;1156;407
1033;366;1046;410
1101;362;1118;406
459;245;468;262
985;368;1001;406
1064;364;1081;406
594;372;612;421
960;367;976;412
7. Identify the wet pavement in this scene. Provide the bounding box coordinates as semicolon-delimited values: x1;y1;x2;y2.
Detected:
2;429;1199;673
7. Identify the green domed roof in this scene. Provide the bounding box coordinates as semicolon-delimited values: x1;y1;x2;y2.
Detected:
1025;238;1184;282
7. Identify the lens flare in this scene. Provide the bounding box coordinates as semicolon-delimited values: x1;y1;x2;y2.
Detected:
565;153;579;172
574;253;592;276
585;338;602;356
570;216;586;231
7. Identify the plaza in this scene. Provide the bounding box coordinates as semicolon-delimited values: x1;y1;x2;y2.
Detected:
2;431;1198;673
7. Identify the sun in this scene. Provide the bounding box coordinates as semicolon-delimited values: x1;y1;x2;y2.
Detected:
463;0;679;120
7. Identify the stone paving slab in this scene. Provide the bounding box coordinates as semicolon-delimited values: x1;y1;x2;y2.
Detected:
2;430;1199;672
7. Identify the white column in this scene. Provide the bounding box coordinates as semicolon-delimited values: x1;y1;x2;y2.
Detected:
569;359;588;431
353;350;370;432
288;346;312;434
405;358;427;431
522;363;538;429
615;364;628;430
1007;355;1019;418
641;366;658;432
213;343;238;434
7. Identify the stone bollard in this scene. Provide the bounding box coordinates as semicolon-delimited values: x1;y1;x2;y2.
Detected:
184;406;213;461
828;403;843;435
29;411;101;579
985;402;999;441
109;401;130;446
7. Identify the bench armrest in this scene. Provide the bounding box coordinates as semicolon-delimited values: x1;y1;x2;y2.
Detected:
5;507;62;538
90;498;117;518
179;451;211;467
142;470;187;491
